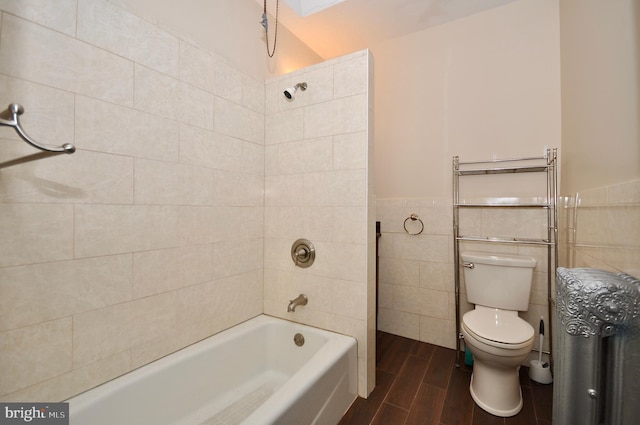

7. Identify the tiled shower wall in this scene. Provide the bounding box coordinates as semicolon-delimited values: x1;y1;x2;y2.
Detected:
377;197;552;353
561;178;640;278
0;0;265;401
263;50;376;397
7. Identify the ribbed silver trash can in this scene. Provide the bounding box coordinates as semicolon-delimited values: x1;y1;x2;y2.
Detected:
554;268;640;425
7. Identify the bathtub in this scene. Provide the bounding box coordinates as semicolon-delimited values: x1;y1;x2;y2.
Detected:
68;315;357;425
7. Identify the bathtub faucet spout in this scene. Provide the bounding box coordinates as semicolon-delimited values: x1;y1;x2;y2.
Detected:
287;294;308;312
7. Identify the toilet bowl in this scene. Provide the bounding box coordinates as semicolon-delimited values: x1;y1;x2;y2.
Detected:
459;251;537;417
461;306;534;416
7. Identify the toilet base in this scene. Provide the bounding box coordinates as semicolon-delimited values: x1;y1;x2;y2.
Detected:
469;364;523;417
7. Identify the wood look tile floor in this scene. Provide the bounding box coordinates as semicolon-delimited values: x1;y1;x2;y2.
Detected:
339;331;553;425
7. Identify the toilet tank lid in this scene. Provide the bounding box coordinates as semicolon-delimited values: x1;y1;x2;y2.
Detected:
461;251;537;268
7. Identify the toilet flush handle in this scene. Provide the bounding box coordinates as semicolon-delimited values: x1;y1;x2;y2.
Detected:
463;262;474;269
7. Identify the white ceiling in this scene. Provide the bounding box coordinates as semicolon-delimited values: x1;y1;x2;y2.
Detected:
258;0;520;58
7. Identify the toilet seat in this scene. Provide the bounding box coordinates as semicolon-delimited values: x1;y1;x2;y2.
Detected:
463;308;534;349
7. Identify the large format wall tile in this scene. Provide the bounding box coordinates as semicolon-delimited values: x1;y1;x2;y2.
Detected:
72;293;176;367
133;245;213;298
213;169;263;206
75;96;180;162
178;206;241;245
74;205;179;257
0;15;134;105
0;145;134;204
0;204;74;267
134;65;214;129
0;0;78;35
214;97;264;144
179;41;217;94
77;0;179;77
0;255;132;331
134;158;214;206
0;319;72;395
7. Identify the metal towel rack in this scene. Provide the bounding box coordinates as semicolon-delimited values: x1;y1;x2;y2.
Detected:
0;103;75;167
452;149;558;367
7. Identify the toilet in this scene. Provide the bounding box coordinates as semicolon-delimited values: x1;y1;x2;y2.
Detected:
459;251;537;417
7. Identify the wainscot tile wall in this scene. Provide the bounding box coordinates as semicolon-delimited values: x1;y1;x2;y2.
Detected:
376;197;553;356
560;178;640;278
0;0;265;401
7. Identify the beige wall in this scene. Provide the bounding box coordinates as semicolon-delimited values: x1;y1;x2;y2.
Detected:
373;0;561;350
559;0;640;194
559;0;640;276
371;0;561;199
263;51;376;397
111;0;323;79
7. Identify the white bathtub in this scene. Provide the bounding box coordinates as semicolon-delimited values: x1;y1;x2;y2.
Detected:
68;315;357;425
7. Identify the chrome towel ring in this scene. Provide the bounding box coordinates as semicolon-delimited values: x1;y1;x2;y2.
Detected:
403;213;424;235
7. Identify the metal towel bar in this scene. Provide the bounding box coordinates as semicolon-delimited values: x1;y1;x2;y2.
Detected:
0;103;75;155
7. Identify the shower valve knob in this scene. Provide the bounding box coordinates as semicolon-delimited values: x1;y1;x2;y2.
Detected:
291;239;315;268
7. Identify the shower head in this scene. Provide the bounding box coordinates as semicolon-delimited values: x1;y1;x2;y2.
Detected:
283;82;307;101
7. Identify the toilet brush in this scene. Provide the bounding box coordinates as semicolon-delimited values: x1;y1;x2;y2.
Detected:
538;318;545;366
529;317;553;384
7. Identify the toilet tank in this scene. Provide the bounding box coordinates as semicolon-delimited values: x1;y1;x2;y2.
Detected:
461;252;537;311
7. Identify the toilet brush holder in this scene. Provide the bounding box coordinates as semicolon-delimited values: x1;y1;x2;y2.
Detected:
529;360;553;384
529;317;552;384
